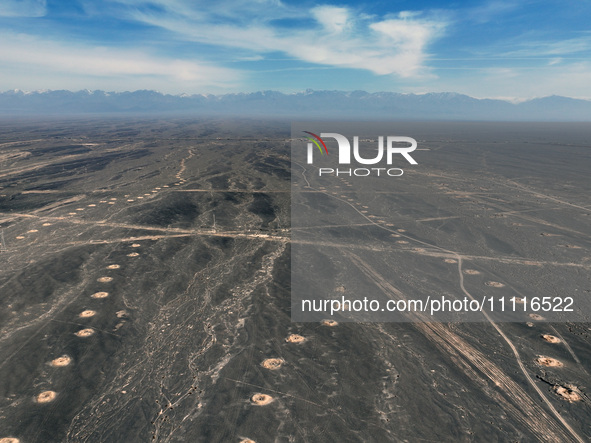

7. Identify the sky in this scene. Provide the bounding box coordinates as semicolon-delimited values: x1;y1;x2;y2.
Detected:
0;0;590;99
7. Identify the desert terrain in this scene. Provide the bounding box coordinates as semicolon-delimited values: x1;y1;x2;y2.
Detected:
0;118;589;442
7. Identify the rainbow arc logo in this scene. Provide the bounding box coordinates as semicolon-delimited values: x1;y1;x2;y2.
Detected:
303;131;328;155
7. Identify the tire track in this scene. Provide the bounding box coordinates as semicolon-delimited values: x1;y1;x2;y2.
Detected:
299;166;585;442
346;251;580;442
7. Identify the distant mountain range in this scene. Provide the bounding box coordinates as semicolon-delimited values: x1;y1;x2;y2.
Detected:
1;89;591;121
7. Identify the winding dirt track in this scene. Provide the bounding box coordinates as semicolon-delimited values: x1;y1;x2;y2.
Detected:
299;162;585;443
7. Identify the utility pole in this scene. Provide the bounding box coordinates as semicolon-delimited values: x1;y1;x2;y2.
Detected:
212;213;216;232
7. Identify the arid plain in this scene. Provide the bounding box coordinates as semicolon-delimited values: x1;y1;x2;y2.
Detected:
0;118;589;442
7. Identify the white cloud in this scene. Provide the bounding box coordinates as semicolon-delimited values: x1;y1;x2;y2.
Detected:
370;18;444;76
0;0;46;17
0;32;241;93
311;6;350;34
120;2;446;79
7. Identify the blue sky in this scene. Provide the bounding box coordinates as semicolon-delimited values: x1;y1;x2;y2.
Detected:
1;0;590;99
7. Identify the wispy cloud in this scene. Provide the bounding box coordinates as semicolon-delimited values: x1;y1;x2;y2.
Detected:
1;0;588;98
465;0;521;23
0;0;46;17
109;1;446;78
0;32;241;92
404;62;591;99
500;36;591;57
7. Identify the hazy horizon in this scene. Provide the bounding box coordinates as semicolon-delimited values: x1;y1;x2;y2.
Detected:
4;88;591;103
2;88;591;121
